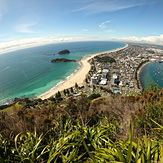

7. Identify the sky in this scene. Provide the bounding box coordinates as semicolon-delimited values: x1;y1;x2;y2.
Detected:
0;0;163;52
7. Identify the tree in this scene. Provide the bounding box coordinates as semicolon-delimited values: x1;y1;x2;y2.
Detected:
75;83;78;89
66;89;70;95
48;97;56;102
143;82;161;94
55;91;61;99
85;78;88;83
93;85;96;90
63;89;67;95
70;87;74;93
88;93;101;100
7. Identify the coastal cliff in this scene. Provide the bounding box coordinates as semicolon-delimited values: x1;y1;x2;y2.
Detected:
51;58;77;62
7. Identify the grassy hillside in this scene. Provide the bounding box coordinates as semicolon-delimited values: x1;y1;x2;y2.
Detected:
0;87;163;162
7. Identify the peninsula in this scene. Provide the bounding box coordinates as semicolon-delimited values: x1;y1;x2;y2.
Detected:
41;43;163;99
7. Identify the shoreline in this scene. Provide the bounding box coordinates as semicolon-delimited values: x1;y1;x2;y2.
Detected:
40;44;128;99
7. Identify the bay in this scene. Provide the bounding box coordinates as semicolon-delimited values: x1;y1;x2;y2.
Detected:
0;41;125;105
139;62;163;88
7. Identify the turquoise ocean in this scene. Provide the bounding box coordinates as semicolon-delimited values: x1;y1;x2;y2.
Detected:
139;62;163;88
0;41;125;105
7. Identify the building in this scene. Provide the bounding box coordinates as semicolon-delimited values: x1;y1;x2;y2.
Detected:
99;78;107;85
91;74;100;84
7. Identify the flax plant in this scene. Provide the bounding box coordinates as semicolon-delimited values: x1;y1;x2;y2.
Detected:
14;130;49;163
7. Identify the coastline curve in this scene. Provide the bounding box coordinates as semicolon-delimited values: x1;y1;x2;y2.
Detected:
40;44;128;99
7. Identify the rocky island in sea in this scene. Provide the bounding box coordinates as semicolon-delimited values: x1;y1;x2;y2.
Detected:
51;58;77;62
58;49;70;54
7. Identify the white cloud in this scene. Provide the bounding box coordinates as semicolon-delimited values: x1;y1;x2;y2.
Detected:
99;20;114;33
99;20;111;29
114;34;163;45
1;34;163;55
15;23;37;33
0;36;95;54
76;0;154;14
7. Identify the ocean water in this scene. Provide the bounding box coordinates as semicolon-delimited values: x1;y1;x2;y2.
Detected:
140;62;163;88
0;41;125;105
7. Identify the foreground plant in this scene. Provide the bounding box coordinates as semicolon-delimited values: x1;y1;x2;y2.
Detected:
92;124;163;163
1;119;163;162
14;130;49;163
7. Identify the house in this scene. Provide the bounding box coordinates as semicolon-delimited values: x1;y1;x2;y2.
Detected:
113;74;118;79
91;74;100;84
113;67;120;73
102;72;107;78
78;85;84;89
99;78;107;85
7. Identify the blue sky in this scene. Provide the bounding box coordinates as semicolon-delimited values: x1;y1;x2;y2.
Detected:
0;0;163;49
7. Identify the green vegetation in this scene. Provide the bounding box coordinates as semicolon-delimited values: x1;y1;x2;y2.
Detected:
94;56;116;63
88;93;101;100
0;87;163;162
0;103;22;114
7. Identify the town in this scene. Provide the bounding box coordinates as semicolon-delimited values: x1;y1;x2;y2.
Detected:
82;43;163;96
2;43;163;108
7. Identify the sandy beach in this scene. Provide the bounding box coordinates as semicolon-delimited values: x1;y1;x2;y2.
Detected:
40;44;128;99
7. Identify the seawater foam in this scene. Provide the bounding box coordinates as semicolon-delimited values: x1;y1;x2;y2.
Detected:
1;66;10;72
38;80;65;98
38;62;81;98
66;64;81;80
